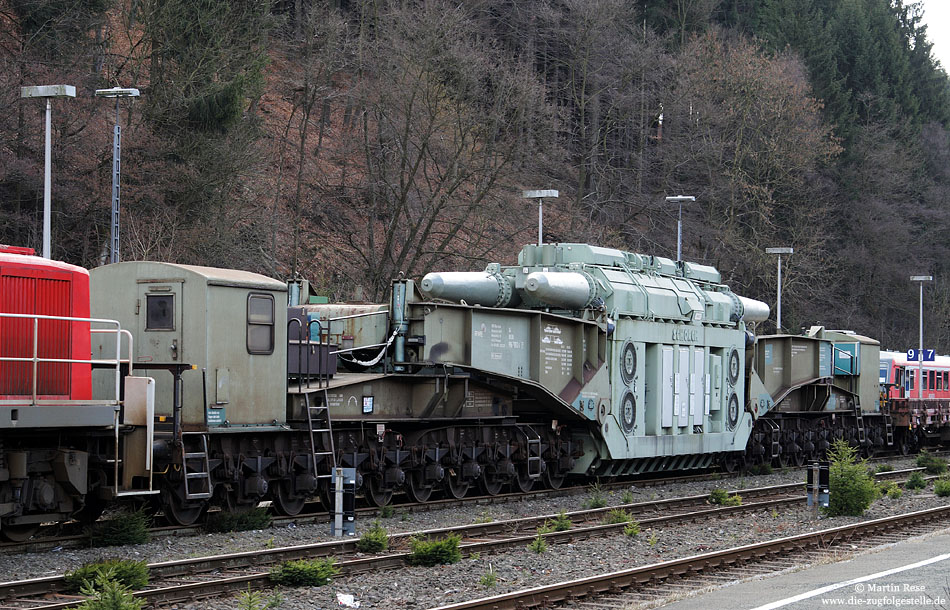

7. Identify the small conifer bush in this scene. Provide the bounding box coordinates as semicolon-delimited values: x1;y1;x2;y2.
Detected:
269;558;338;587
709;488;742;506
905;471;928;490
65;560;149;593
916;450;948;475
527;532;547;554
205;507;272;533
603;508;634;524
71;576;144;610
407;534;462;566
85;509;150;547
825;440;878;517
623;521;641;537
934;478;950;497
539;511;572;533
356;521;389;553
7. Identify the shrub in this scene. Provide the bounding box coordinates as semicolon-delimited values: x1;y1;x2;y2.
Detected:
205;508;272;533
709;488;742;506
539;511;571;533
236;586;283;610
620;490;634;504
749;462;773;476
356;521;389;553
623;521;641;537
874;464;894;473
934;479;950;497
65;559;149;593
85;509;150;547
408;534;462;566
480;566;497;587
583;484;607;509
825;440;878;517
877;481;900;497
527;532;547;554
887;486;903;500
905;471;928;490
603;508;633;524
269;558;338;587
916;450;948;475
70;576;144;610
378;505;395;519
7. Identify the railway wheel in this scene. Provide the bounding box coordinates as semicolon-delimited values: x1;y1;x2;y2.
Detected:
543;467;566;490
162;490;206;526
364;475;393;507
0;523;40;542
513;466;535;493
445;474;470;499
405;471;433;503
272;481;307;517
478;471;504;496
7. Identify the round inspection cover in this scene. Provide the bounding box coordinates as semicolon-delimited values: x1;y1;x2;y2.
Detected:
620;341;637;385
621;391;636;434
727;393;739;430
727;348;741;386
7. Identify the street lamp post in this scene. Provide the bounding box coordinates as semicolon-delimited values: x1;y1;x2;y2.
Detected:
20;85;76;259
522;190;559;246
665;195;695;261
911;275;933;400
95;87;140;264
766;247;794;332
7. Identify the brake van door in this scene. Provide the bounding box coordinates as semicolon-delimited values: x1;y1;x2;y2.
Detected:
136;280;184;365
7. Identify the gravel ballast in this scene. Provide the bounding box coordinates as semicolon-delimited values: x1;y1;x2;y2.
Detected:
0;456;942;610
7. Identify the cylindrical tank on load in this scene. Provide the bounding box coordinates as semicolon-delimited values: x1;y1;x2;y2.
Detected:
737;295;770;323
419;272;514;307
523;271;597;310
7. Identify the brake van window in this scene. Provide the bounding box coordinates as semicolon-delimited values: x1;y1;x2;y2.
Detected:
146;294;175;330
247;294;275;354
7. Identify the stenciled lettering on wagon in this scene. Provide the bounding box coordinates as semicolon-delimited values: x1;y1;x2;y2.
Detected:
671;327;699;343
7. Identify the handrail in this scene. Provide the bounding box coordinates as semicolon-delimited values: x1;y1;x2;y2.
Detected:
0;312;130;406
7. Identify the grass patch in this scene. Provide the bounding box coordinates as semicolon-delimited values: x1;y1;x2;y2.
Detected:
874;464;894;473
355;520;389;553
205;507;272;533
408;534;462;566
270;558;338;587
85;509;150;547
65;559;148;594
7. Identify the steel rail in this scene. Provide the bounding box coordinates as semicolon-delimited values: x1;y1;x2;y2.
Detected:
429;504;950;610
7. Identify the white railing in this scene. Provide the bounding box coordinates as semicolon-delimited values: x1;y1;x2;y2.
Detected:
0;312;132;406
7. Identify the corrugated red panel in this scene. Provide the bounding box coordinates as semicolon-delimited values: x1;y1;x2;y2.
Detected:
0;252;91;401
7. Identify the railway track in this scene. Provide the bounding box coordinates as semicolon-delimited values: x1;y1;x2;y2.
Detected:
0;482;810;609
429;504;950;610
0;469;932;609
2;456;929;556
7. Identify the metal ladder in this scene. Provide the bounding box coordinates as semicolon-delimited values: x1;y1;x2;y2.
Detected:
884;413;894;446
306;391;337;481
517;425;543;479
854;408;868;446
182;433;213;500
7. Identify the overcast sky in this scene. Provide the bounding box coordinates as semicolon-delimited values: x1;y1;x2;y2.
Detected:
921;0;950;71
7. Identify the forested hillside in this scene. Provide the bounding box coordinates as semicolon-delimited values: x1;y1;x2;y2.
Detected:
2;0;949;351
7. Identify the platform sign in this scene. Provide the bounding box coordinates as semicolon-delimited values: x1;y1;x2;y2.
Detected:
907;349;936;362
